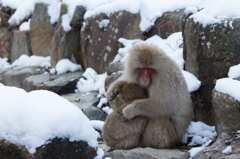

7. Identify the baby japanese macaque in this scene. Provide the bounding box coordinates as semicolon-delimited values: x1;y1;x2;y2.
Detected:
102;83;148;149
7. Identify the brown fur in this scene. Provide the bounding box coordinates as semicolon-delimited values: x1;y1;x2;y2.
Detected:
102;84;148;149
106;44;193;149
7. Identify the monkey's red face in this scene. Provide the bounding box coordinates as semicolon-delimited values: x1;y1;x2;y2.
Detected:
138;67;153;86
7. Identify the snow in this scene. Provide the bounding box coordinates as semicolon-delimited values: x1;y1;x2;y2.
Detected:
102;106;113;115
94;148;104;159
6;0;35;25
3;0;240;32
97;98;108;108
0;84;99;154
90;120;105;132
186;121;217;158
215;78;240;102
19;19;31;31
98;19;110;31
47;0;61;24
228;64;240;78
0;57;11;69
55;59;82;74
186;121;216;144
190;0;240;27
83;0;202;31
214;63;240;102
188;140;212;159
12;54;51;68
82;68;98;80
222;146;232;154
76;67;107;95
182;70;201;92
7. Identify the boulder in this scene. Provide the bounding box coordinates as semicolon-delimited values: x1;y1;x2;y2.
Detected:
81;11;142;73
0;27;12;58
183;18;240;125
212;89;240;135
193;132;240;159
62;92;107;121
147;9;185;39
106;62;123;76
34;137;97;159
0;138;97;159
50;4;86;68
23;71;83;95
30;3;55;57
0;68;11;83
10;30;32;63
104;147;189;159
50;3;67;67
3;67;43;88
0;140;30;159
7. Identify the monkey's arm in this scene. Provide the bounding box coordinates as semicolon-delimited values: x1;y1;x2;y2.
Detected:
106;80;126;101
122;98;174;119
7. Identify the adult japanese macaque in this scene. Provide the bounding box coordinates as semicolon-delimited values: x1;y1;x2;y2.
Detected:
105;44;193;149
103;83;149;149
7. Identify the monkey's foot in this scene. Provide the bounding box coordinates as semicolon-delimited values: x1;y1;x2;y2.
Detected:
107;89;119;101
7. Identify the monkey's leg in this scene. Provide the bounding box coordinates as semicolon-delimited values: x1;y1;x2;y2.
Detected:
141;117;180;149
103;112;148;149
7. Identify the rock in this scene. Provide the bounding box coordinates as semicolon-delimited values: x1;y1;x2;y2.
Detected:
104;147;189;159
193;132;240;159
0;6;16;27
70;5;86;26
0;68;9;83
30;3;55;57
146;9;185;39
0;140;30;159
51;4;86;68
81;11;142;73
0;27;12;58
106;62;123;76
0;138;97;159
10;30;32;63
62;92;107;121
50;3;67;67
34;137;97;159
212;89;240;135
183;18;240;125
3;67;43;88
23;71;83;95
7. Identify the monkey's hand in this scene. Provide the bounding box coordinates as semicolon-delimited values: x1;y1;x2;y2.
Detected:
106;88;120;101
106;80;126;101
122;103;135;120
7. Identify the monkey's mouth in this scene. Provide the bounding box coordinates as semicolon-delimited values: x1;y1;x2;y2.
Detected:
140;78;151;86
